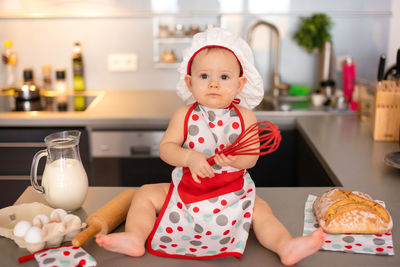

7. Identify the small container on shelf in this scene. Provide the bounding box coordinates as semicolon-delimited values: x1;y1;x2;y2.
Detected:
173;24;185;37
158;24;170;38
185;25;200;36
161;49;177;63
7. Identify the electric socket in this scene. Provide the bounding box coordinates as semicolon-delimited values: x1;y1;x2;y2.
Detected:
108;53;138;72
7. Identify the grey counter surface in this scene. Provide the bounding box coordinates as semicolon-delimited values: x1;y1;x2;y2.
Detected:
1;186;398;267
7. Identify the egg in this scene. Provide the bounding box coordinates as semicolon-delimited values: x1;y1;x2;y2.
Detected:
24;226;42;243
13;220;32;237
32;214;50;228
50;209;67;222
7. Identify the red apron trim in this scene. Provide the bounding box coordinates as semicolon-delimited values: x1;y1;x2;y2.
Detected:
147;183;175;252
147;183;245;260
231;103;245;134
183;102;198;144
18;244;75;263
233;98;240;105
150;249;242;259
178;169;245;204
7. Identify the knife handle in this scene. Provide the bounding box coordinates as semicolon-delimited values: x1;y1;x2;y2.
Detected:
378;54;386;82
396;49;400;83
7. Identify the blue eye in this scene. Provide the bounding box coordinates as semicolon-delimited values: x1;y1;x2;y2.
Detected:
200;74;208;79
221;74;229;80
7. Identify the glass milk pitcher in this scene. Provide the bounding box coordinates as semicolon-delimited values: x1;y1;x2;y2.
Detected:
30;130;88;211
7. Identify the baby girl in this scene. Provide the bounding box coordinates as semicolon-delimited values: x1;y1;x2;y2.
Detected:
96;27;325;265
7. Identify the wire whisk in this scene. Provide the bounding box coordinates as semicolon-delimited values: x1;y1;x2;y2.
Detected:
207;121;281;165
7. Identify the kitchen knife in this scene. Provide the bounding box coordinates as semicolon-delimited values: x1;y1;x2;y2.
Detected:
396;48;400;85
378;53;386;84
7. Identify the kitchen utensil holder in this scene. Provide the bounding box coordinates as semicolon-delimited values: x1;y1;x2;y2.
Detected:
371;80;400;141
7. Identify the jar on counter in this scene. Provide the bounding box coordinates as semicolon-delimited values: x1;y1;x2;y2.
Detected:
55;68;68;111
41;65;52;91
320;80;336;101
15;69;42;111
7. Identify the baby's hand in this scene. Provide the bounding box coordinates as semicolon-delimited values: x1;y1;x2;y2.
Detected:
186;150;214;183
213;153;237;167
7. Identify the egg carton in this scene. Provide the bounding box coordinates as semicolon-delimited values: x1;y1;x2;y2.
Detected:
0;202;86;253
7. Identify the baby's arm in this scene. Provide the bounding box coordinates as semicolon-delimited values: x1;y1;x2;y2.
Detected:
214;106;259;170
159;105;214;183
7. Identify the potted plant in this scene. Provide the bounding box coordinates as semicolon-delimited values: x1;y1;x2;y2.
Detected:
293;13;335;98
293;13;333;53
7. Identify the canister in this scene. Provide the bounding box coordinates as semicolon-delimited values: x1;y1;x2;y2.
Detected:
342;57;356;103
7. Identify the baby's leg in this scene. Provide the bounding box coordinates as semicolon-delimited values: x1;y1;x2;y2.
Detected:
96;183;169;256
252;195;325;266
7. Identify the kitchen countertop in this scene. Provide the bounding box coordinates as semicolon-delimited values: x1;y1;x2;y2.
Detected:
0;90;399;265
0;90;332;129
0;186;398;267
296;115;400;198
0;90;183;129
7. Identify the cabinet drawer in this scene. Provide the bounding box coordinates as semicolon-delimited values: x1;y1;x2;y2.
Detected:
0;127;90;175
91;131;164;157
0;147;46;175
0;127;77;142
0;179;31;208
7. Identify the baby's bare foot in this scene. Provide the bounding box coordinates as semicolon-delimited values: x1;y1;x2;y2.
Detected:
95;232;145;257
280;227;325;266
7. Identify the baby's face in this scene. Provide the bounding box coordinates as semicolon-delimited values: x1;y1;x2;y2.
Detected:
185;48;247;109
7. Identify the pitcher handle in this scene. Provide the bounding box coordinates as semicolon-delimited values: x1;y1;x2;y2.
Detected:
30;149;47;194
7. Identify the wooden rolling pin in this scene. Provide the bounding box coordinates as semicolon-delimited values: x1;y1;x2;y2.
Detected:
72;188;135;247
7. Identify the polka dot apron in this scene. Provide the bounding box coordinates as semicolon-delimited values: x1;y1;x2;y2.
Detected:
147;102;256;259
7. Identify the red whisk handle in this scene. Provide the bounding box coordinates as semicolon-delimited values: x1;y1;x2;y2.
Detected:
207;156;216;166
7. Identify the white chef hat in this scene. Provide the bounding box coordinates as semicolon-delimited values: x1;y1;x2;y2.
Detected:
176;27;264;109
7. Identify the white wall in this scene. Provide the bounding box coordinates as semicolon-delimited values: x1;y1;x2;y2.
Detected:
0;0;395;93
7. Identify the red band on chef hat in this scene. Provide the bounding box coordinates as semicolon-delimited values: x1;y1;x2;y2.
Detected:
186;45;243;77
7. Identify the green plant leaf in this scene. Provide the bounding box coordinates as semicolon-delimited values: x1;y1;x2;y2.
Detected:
293;13;333;53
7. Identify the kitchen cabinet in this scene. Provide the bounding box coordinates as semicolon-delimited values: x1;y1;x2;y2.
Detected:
0;127;91;208
89;128;333;187
0;127;90;176
248;129;334;187
89;130;174;186
0;179;30;209
91;158;174;186
295;132;336;186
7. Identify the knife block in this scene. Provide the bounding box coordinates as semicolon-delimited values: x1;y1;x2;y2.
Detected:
371;80;400;141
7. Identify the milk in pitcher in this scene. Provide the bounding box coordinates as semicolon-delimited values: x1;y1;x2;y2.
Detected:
42;158;88;211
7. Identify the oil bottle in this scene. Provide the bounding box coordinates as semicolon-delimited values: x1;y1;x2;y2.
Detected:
72;42;85;111
1;40;18;89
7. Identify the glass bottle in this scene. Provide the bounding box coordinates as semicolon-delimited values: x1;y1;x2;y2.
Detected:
55;68;68;111
1;40;18;89
72;42;85;111
42;65;52;91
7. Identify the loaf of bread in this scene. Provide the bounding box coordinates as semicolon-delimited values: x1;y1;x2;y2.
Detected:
312;188;393;234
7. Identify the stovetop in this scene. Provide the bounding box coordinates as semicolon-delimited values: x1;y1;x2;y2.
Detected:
0;89;97;112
